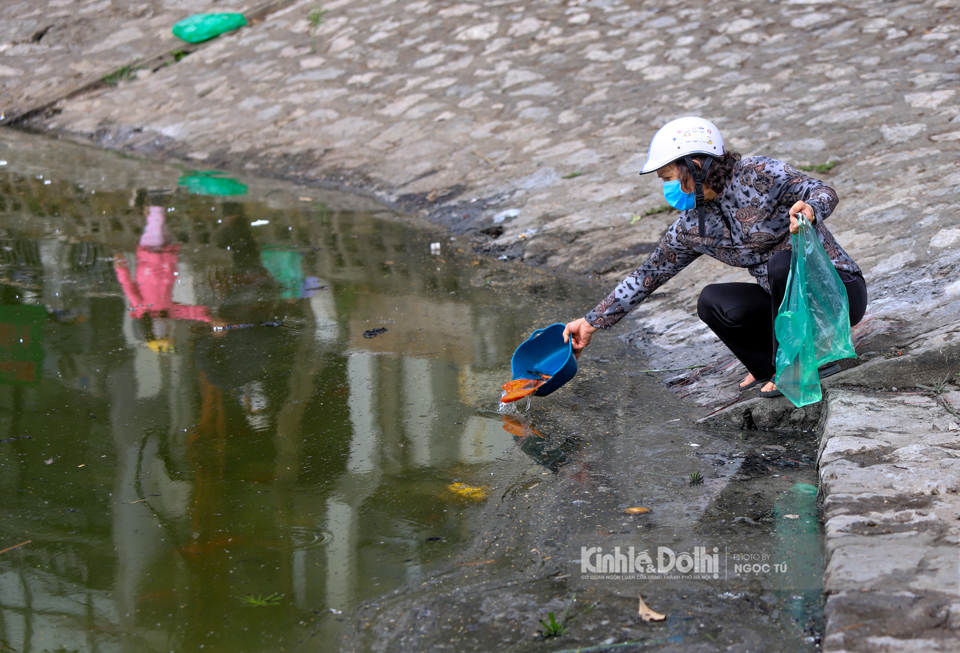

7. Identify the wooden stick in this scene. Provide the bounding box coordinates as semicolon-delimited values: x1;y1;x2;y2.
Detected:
0;540;31;555
472;149;498;169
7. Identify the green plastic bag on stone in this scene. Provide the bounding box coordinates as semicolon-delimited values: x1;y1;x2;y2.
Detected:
173;13;247;44
774;215;856;408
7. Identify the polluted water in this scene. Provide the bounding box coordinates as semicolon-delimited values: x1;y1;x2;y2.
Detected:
0;129;825;652
0;129;602;652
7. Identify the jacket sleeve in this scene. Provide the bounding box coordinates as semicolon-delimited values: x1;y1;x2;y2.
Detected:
585;224;701;329
168;304;212;323
114;260;143;310
776;161;839;224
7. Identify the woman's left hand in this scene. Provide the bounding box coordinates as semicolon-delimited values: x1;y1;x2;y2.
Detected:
789;201;816;234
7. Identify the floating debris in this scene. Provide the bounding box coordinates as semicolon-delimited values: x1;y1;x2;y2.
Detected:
447;482;488;501
212;320;284;332
624;507;651;515
0;540;31;555
638;595;666;622
240;593;282;607
363;327;388;338
0;435;31;444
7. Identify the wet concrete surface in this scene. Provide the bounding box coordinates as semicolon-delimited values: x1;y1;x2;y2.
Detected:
3;0;960;648
341;358;826;652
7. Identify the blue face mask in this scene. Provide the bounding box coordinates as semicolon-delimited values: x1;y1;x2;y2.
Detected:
662;180;696;211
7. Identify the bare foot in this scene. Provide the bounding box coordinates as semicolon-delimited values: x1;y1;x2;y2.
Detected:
739;373;757;389
761;381;777;393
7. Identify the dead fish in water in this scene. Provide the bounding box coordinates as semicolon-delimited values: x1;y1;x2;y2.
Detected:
363;327;388;338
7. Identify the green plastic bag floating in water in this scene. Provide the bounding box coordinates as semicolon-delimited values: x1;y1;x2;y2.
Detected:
774;215;856;408
172;13;247;44
178;171;248;196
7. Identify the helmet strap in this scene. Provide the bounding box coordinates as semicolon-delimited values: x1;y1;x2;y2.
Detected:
684;156;713;237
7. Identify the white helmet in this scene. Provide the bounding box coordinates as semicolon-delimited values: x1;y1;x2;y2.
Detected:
639;117;724;174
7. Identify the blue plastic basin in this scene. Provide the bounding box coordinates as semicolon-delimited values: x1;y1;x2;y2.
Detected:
509;323;578;397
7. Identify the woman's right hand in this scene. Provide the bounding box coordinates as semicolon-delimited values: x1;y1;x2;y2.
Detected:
563;318;598;359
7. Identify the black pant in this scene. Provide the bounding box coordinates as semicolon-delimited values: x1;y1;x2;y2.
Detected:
696;250;867;381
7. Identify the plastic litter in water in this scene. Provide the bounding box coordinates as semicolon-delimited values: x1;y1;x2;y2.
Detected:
430;242;441;255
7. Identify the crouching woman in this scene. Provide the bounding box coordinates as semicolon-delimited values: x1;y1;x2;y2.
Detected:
563;117;867;397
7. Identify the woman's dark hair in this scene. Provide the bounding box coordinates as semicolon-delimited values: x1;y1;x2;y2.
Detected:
133;188;174;212
676;151;741;194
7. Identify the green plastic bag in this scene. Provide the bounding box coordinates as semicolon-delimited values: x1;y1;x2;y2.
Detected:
172;13;247;44
178;171;248;196
774;216;856;407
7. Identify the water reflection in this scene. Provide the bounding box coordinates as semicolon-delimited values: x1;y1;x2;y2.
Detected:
0;161;574;652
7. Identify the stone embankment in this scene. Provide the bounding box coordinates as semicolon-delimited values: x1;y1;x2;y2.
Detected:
3;0;960;648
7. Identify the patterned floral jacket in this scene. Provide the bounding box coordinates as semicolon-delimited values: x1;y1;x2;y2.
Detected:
585;156;862;329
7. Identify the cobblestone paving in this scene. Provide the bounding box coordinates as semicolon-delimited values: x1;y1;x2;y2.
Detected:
0;0;250;120
4;0;960;648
